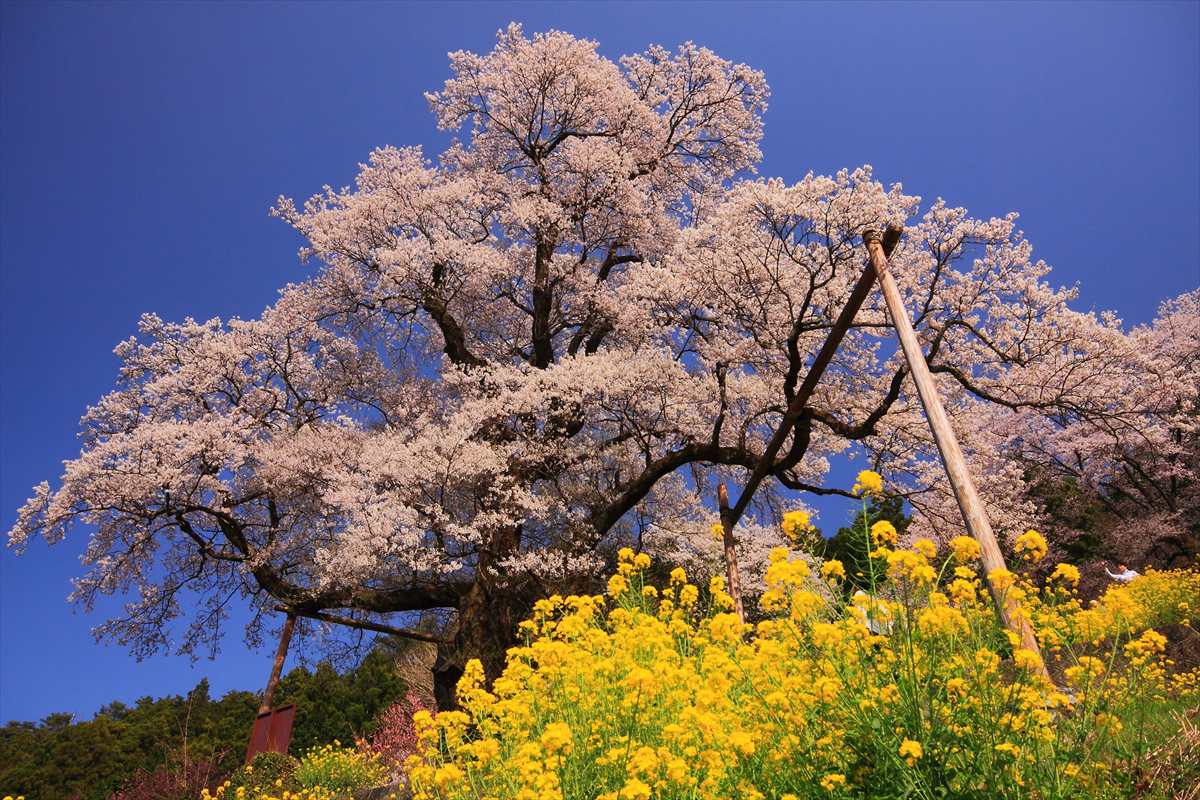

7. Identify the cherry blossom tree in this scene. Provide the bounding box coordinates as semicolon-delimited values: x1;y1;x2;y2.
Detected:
962;290;1200;573
10;24;1186;703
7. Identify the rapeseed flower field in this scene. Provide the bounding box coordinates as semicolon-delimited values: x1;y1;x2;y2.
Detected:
402;487;1199;799
183;475;1200;800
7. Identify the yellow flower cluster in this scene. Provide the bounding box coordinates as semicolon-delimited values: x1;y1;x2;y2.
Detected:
869;520;897;546
820;559;846;581
292;743;389;795
199;745;391;800
202;782;339;800
898;739;923;766
1032;564;1200;648
948;535;981;563
851;469;883;497
404;540;1200;799
1049;562;1081;586
780;509;816;545
204;787;343;800
1014;529;1048;562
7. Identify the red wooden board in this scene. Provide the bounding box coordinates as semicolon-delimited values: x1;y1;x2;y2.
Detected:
245;704;296;763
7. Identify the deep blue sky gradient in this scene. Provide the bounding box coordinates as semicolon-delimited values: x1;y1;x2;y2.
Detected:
2;1;1197;723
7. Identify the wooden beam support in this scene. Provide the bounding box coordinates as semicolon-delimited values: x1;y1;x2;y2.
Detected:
863;228;1048;676
273;605;448;644
725;228;902;530
717;482;745;622
259;613;295;714
715;227;901;613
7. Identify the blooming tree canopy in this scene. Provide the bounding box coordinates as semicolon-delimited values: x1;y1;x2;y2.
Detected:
964;290;1200;570
9;25;1192;700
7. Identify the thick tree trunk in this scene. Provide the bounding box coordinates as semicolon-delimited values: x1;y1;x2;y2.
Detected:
431;579;532;710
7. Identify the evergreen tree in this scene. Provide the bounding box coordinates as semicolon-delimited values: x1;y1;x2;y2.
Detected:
0;649;406;800
823;495;912;595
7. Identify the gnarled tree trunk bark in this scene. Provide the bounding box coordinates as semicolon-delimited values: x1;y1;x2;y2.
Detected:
432;577;536;709
432;526;536;710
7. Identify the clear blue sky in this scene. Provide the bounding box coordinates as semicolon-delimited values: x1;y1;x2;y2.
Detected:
2;1;1197;724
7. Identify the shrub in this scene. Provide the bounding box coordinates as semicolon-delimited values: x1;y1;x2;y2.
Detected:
292;744;389;795
109;756;220;800
367;692;434;771
405;498;1200;799
201;744;391;799
220;751;298;797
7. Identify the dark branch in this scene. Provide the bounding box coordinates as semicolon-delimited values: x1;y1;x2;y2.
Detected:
274;605;449;644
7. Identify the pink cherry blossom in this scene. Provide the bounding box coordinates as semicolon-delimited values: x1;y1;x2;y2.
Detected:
9;25;1194;696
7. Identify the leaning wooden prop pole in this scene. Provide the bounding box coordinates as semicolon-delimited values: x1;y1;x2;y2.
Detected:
716;229;902;622
863;228;1049;678
717;482;746;621
259;612;296;714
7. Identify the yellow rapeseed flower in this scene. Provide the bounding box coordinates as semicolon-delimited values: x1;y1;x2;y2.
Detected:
912;538;938;559
949;535;981;563
780;509;815;543
870;520;898;546
987;568;1017;593
821;559;846;581
399;483;1200;800
1050;562;1081;585
899;738;923;765
620;778;652;800
819;773;847;791
1014;529;1048;562
853;469;884;496
540;721;574;755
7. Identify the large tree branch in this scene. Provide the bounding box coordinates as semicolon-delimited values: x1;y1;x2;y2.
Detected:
421;291;486;369
806;363;908;441
180;506;469;615
531;236;556;368
174;511;243;562
774;476;858;498
590;443;757;534
927;362;1058;411
567;248;642;357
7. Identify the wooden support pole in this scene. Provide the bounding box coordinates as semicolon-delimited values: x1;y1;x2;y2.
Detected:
724;228;903;532
862;229;1048;676
273;605;448;644
716;227;901;616
717;482;746;622
259;613;296;714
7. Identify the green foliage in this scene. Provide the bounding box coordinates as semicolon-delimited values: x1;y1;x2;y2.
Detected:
277;649;407;753
1023;471;1110;561
0;681;257;800
267;650;406;772
0;650;406;800
823;494;911;594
